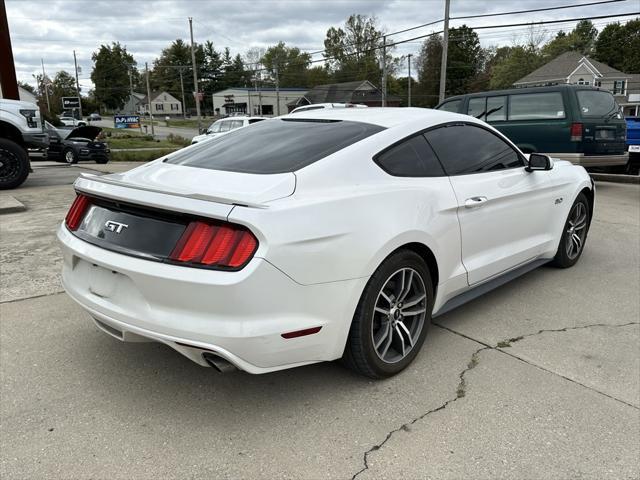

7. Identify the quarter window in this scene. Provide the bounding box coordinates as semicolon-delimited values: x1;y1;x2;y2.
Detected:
437;99;461;113
375;135;445;177
424;124;523;175
508;92;565;120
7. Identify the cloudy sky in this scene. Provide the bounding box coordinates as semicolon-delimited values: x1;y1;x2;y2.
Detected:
6;0;638;92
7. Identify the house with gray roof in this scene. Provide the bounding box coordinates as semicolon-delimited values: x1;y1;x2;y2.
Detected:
514;51;638;116
287;80;401;111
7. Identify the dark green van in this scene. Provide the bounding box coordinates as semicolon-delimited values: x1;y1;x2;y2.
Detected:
435;85;628;168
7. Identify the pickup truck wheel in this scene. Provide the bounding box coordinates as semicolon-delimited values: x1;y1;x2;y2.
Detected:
0;138;29;190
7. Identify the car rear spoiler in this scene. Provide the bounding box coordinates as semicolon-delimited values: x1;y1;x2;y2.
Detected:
75;173;269;209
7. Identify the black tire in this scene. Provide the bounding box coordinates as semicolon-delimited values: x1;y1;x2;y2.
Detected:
63;148;78;164
0;138;29;190
551;192;590;268
343;250;434;379
95;158;109;164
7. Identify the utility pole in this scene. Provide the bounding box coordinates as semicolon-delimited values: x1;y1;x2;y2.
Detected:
145;62;154;137
178;68;186;119
41;58;50;112
274;65;280;116
128;67;134;114
439;0;451;103
73;50;83;118
188;17;202;132
407;54;412;107
381;35;387;107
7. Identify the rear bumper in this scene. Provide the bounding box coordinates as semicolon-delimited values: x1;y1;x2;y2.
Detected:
57;224;366;373
547;152;629;167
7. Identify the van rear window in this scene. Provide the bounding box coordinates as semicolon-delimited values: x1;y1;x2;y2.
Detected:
577;90;618;117
508;92;565;120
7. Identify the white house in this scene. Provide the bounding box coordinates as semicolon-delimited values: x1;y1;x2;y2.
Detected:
211;87;308;117
139;91;183;116
514;52;639;116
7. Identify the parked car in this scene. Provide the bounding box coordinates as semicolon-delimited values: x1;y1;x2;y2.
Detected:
290;103;368;114
58;108;593;378
436;84;628;169
46;123;110;164
58;116;87;127
87;113;102;121
625;116;640;175
191;116;267;144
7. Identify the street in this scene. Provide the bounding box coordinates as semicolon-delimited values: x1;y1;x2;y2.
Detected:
0;167;638;479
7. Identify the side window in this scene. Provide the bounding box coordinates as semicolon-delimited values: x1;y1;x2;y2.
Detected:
424;124;524;175
230;120;243;130
248;118;265;124
486;96;507;122
218;121;232;132
508;92;565;120
209;122;222;133
468;97;486;119
437;99;461;113
376;135;445;177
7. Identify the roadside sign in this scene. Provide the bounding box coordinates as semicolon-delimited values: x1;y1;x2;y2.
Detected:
61;96;81;109
114;115;141;129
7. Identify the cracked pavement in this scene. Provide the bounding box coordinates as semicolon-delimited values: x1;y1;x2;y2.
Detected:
1;170;639;479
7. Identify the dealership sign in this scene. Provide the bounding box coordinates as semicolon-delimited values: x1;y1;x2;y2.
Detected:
114;115;141;129
61;96;81;109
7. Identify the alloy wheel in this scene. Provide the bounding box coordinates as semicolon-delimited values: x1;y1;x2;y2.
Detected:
65;150;75;164
565;202;588;260
371;267;427;363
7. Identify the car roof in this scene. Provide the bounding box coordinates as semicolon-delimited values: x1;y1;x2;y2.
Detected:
282;107;472;129
439;84;607;104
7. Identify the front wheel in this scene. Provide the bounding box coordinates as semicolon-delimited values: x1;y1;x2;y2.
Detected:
63;148;78;164
551;193;590;268
343;250;433;378
0;139;29;190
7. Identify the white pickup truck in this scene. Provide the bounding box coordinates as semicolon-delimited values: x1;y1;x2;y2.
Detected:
0;98;49;189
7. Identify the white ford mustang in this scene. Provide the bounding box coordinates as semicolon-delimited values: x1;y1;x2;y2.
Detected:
58;108;594;378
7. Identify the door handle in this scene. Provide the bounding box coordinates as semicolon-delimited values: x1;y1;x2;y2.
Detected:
464;196;488;208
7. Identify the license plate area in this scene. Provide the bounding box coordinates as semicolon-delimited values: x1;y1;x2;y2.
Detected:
75;204;187;260
596;129;615;140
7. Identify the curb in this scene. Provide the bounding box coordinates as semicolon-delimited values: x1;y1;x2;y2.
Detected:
590;173;640;184
0;195;26;214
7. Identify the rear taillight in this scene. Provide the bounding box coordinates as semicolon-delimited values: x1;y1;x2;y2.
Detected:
570;122;583;142
169;220;258;269
65;194;90;230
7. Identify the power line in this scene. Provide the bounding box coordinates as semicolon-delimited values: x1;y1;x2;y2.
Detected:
451;0;628;20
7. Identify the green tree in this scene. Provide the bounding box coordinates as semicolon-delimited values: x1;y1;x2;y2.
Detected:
488;46;543;89
415;25;485;106
17;81;35;95
50;70;78;114
323;14;392;85
261;42;312;88
593;19;640;73
151;39;204;111
541;20;598;59
91;42;136;111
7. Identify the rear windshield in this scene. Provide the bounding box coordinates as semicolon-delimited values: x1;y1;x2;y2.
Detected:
164;118;385;174
577;90;619;117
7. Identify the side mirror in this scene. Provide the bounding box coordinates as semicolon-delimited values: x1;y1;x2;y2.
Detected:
526;153;553;172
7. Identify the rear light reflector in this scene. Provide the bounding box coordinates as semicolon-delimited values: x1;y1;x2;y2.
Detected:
169;220;258;269
570;122;583;142
65;194;90;231
281;326;322;339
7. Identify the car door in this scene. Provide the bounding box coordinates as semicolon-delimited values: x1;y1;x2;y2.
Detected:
424;123;556;285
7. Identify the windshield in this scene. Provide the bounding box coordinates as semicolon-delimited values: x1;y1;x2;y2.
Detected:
165;118;385;174
577;90;619;117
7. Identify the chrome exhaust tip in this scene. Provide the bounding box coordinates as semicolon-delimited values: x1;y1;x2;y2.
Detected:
202;352;237;373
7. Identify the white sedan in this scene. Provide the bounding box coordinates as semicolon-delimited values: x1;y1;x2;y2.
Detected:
58;108;594;378
191;116;267;144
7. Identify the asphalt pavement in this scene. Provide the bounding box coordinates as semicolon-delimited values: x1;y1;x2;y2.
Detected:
0;168;638;479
